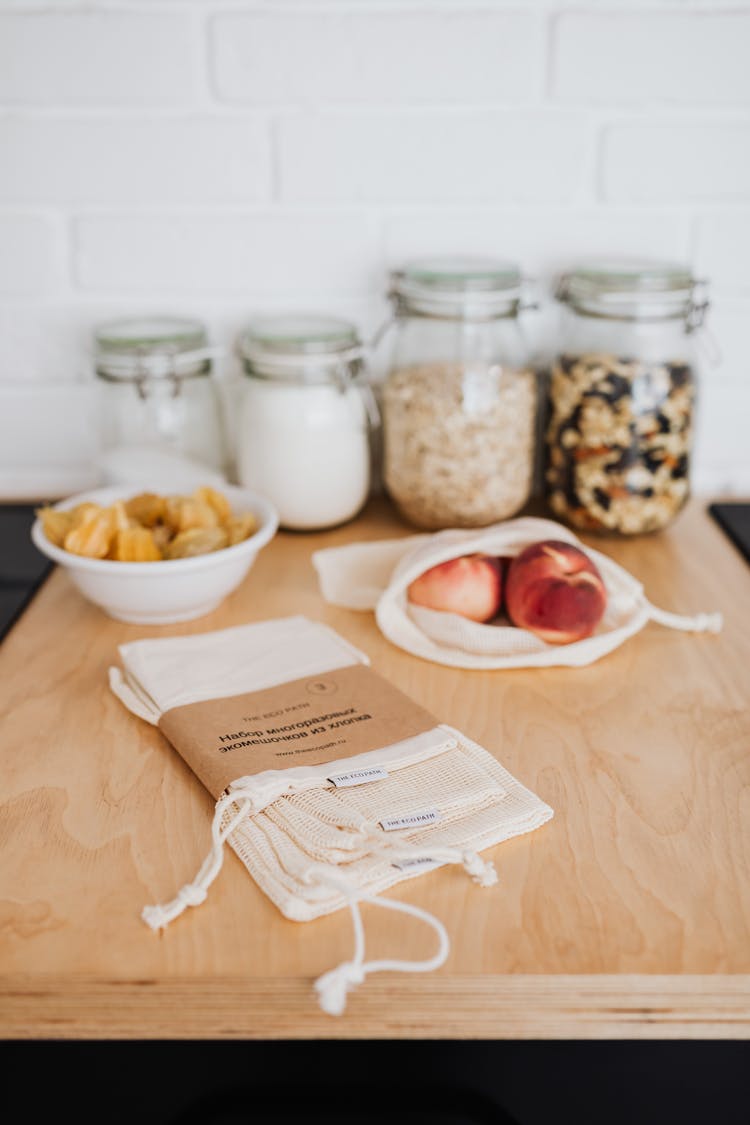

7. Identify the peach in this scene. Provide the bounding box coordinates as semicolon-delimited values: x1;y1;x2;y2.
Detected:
505;540;607;644
407;555;503;623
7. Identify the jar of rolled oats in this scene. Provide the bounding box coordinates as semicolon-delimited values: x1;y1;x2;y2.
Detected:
546;261;709;536
381;257;537;530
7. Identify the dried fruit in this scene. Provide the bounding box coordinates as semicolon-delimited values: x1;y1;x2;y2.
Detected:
37;507;74;547
124;492;166;528
69;502;101;527
111;527;163;562
165;527;229;559
164;495;219;535
226;512;258;545
111;500;131;533
545;353;693;534
194;485;232;524
64;509;115;558
151;524;172;553
38;486;256;563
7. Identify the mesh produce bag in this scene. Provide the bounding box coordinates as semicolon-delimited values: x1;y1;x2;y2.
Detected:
264;738;507;865
110;616;552;1013
239;743;546;922
313;516;722;669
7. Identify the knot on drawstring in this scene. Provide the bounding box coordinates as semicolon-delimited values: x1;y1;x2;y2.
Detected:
177;882;208;908
141;793;255;933
141;882;209;930
364;828;499;891
314;961;366;1017
141;904;171;931
310;867;450;1017
462;851;498;888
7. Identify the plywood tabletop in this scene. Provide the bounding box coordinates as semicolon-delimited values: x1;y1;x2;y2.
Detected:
1;497;749;1039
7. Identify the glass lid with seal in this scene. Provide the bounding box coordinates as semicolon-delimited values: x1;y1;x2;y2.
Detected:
389;256;523;317
94;317;213;381
556;259;706;324
239;315;363;380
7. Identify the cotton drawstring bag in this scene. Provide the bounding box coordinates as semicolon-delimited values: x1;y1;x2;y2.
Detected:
110;615;552;1013
312;516;722;669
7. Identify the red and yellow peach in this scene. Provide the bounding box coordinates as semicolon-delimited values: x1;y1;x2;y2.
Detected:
505;540;607;644
406;555;503;624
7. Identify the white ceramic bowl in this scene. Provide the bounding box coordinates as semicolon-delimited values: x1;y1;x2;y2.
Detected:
31;484;278;625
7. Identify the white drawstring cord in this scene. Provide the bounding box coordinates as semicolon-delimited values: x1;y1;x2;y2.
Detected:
648;603;723;634
141;788;256;931
307;867;450;1017
374;839;498;887
357;823;498;888
141;786;499;934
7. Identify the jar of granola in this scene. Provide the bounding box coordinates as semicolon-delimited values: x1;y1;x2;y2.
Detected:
546;261;709;535
381;257;537;530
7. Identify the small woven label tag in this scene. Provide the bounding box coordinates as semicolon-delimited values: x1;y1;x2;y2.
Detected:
158;664;438;799
391;856;442;872
328;766;389;788
379;808;442;832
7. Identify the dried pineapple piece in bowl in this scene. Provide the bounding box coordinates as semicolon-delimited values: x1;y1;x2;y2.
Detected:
166;527;229;559
110;526;163;562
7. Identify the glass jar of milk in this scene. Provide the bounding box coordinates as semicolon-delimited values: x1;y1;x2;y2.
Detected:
236;316;373;530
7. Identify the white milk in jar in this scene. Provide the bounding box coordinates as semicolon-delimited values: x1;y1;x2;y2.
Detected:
236;316;373;530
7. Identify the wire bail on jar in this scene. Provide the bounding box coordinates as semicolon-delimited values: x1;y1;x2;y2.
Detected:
371;259;537;355
94;317;224;397
555;264;719;365
131;344;183;401
238;320;379;426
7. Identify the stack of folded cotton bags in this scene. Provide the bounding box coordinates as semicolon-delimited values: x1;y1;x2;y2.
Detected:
110;616;552;1013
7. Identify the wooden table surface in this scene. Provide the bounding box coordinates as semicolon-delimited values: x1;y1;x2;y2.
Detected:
1;497;749;1040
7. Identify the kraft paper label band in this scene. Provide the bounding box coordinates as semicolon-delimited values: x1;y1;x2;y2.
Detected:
158;663;439;799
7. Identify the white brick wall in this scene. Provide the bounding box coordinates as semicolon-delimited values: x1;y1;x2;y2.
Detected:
0;215;61;296
277;110;589;202
603;122;750;202
0;13;195;105
211;11;545;103
695;212;750;292
0;1;749;494
74;212;382;294
553;13;750;104
0;117;270;205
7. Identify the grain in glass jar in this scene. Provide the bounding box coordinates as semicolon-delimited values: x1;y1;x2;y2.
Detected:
381;257;537;530
94;317;227;476
236;315;374;531
546;261;708;535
